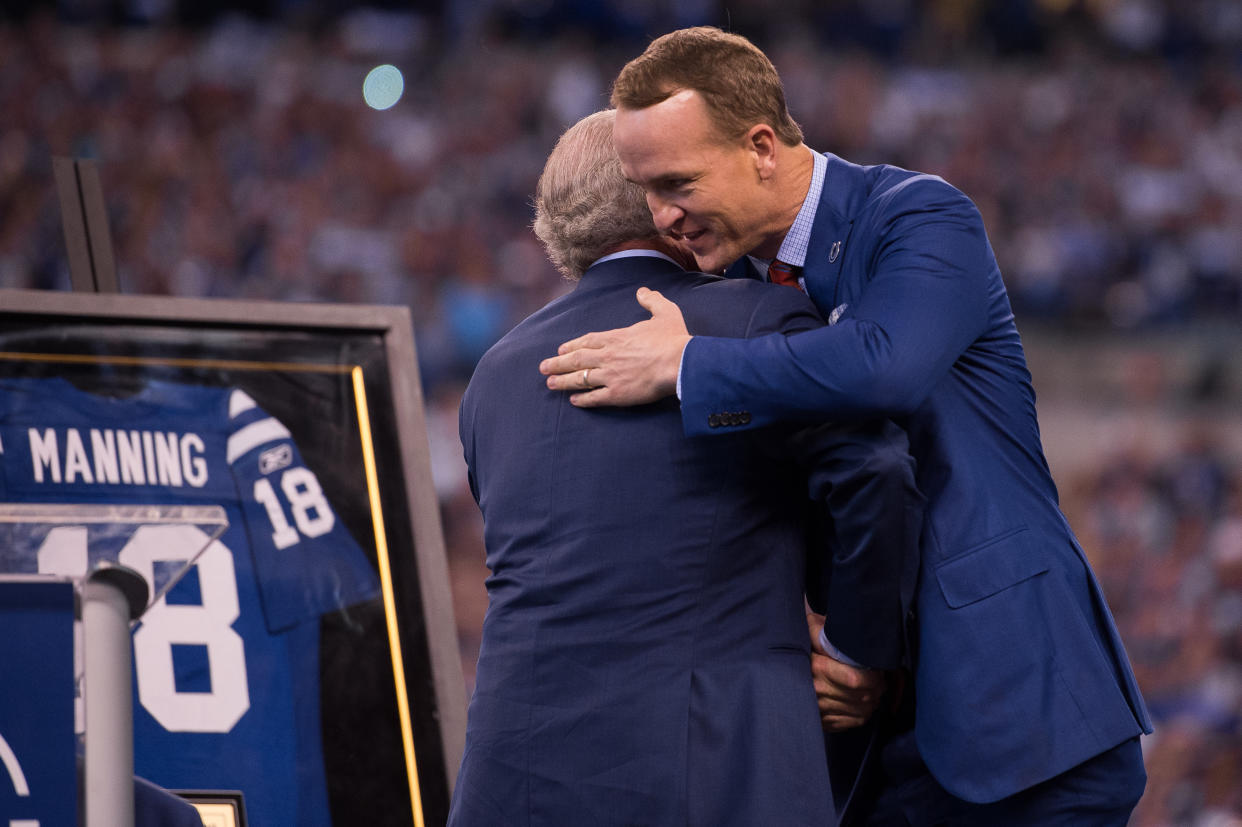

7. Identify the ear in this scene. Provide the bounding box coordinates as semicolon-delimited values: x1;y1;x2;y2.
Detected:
745;123;779;180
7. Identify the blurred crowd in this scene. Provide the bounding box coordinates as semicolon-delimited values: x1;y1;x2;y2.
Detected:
1065;429;1242;825
2;0;1242;824
3;0;1242;385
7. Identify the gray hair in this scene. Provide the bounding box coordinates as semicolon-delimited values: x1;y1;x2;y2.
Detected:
533;109;656;280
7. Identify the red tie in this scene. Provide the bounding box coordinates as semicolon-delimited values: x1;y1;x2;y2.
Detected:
768;259;803;292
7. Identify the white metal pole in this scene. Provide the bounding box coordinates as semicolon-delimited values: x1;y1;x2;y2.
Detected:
81;566;146;827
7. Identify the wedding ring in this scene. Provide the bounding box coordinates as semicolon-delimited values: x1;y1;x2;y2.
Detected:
582;368;591;389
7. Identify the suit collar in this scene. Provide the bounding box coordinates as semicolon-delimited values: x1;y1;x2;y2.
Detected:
802;152;869;309
576;251;688;291
806;152;870;263
816;152;871;226
589;248;684;269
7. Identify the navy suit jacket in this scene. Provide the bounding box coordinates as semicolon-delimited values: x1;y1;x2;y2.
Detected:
681;153;1153;804
450;254;922;826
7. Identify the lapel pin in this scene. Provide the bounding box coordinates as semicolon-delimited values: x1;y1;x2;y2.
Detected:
829;240;842;263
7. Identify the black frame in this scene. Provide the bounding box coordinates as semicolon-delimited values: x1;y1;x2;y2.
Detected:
0;287;465;826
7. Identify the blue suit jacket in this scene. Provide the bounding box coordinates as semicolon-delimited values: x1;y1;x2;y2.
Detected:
450;254;922;826
681;153;1153;804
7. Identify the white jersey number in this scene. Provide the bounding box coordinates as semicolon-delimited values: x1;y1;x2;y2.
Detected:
36;524;250;734
253;467;335;550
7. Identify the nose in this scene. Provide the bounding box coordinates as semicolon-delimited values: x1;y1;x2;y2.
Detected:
646;192;683;235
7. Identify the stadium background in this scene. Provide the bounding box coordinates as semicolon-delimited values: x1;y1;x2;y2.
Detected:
2;1;1240;822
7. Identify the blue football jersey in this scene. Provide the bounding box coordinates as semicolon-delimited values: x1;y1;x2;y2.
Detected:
0;376;380;827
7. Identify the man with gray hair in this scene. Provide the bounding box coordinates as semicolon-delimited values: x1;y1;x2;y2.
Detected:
447;109;923;825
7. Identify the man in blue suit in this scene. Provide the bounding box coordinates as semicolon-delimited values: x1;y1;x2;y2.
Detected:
539;27;1152;826
449;109;923;825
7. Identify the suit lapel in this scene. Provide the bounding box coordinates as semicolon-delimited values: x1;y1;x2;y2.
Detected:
803;154;868;313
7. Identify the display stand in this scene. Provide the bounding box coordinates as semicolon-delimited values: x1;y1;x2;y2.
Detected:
0;574;77;826
82;563;147;827
0;504;228;827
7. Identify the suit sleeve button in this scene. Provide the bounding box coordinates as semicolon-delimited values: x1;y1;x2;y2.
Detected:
740;412;751;424
708;413;722;428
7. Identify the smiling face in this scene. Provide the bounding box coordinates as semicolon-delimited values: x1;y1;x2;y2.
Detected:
613;90;786;274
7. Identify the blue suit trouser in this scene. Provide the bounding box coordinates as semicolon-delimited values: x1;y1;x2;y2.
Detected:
863;732;1146;827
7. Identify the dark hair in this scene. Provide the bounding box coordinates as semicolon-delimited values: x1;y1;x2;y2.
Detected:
610;26;803;146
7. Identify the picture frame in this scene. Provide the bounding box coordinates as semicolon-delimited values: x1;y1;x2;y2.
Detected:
0;287;466;826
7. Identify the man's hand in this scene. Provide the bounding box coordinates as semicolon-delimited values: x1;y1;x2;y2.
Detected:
539;287;690;407
807;611;886;732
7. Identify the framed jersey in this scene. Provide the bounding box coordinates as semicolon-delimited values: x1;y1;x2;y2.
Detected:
0;287;466;826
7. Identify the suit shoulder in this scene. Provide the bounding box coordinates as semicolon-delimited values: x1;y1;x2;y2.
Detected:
864;164;977;217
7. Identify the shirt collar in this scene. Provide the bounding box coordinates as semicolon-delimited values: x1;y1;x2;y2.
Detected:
746;147;826;275
589;249;683;269
776;148;826;268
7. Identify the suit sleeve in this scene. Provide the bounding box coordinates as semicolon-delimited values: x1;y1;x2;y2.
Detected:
742;285;924;670
680;180;996;433
792;419;923;670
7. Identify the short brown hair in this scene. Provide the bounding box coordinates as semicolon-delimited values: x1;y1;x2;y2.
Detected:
533;110;657;280
610;26;803;147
